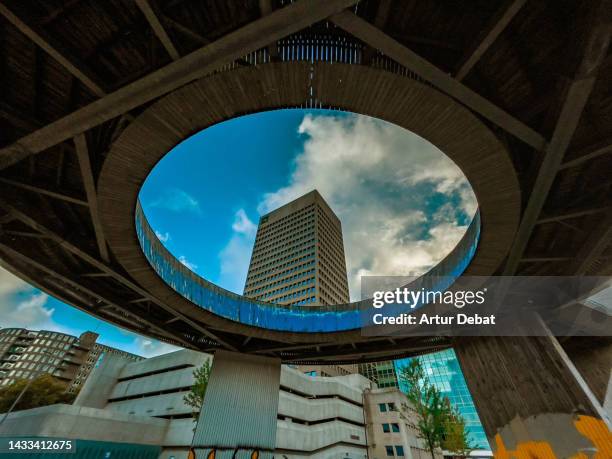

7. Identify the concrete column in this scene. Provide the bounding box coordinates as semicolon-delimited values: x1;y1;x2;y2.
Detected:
191;350;281;459
561;337;612;409
454;320;611;458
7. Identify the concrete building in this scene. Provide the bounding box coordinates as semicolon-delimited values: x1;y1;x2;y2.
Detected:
364;388;441;459
0;327;142;393
243;190;350;306
358;361;399;389
0;349;376;458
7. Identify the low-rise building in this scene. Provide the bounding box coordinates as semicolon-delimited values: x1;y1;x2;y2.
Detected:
0;349;372;458
1;348;453;458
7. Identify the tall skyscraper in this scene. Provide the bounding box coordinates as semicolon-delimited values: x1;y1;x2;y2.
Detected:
0;328;142;393
244;190;350;306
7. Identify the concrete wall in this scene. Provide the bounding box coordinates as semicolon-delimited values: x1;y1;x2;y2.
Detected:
0;404;168;445
76;352;130;408
364;388;440;459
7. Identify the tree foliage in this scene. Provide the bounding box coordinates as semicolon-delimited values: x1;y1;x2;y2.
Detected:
398;359;472;459
442;405;474;457
183;359;212;419
0;374;75;412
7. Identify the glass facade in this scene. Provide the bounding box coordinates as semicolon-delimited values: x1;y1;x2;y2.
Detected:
394;349;489;450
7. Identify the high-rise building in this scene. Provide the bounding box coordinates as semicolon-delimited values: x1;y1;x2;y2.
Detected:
0;328;142;393
244;190;350;306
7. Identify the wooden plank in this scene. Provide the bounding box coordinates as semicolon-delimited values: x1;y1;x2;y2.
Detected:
503;1;612;275
0;177;88;206
74;133;110;263
330;11;546;149
455;0;527;80
135;0;180;60
0;3;106;97
0;0;359;170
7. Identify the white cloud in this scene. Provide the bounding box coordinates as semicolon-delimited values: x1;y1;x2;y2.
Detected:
217;209;257;293
155;230;170;243
178;255;198;272
149;188;201;214
259;113;477;300
133;336;180;358
232;209;257;237
0;266;56;329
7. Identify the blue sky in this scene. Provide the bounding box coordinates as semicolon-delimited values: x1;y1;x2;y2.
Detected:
0;109;476;357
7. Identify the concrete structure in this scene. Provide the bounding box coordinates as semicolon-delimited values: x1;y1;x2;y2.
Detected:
364;388;441;459
0;1;610;456
0;349;375;458
358;361;399;389
244;190;350;306
0;327;141;393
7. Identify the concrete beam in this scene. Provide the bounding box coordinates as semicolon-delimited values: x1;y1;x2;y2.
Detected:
74;134;110;263
503;2;612;275
571;213;612;275
537;205;611;224
559;140;612;170
455;0;527;80
135;0;180;60
0;0;358;171
0;177;88;206
330;10;545;149
0;3;106;97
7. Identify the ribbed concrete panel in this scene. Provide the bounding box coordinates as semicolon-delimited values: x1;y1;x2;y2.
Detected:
193;351;281;458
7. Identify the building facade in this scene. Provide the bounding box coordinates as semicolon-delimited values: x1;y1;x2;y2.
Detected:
243;190;350;306
0;328;142;393
364;388;442;459
358;361;399;389
0;349;376;458
395;350;489;450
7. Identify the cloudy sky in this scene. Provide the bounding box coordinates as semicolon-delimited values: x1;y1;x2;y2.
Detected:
0;109;476;356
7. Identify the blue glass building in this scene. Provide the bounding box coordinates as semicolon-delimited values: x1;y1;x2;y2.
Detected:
394;349;490;450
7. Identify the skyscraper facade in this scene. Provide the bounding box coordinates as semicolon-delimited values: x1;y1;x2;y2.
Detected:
244;190;350;306
361;351;489;449
0;328;142;393
395;349;489;449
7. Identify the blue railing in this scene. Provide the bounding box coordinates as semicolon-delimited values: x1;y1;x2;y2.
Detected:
135;202;480;333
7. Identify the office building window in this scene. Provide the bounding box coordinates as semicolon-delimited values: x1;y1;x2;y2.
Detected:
395;446;405;456
379;403;387;412
385;446;394;457
383;423;390;433
392;423;400;432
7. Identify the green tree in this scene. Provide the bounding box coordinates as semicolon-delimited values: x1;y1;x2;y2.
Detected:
183;359;212;420
398;359;451;459
442;405;474;458
0;374;75;412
